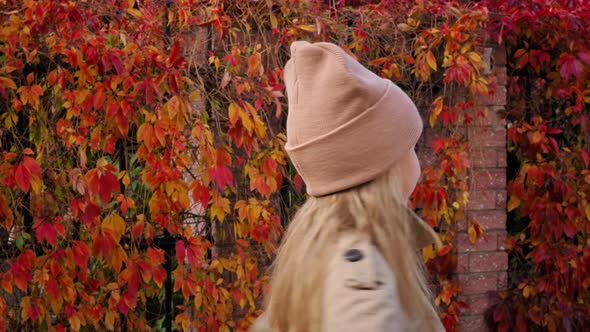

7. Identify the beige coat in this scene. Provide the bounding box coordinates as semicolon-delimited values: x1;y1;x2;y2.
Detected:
250;231;445;332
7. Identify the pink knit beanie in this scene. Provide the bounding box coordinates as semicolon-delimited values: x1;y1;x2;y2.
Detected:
284;41;440;249
284;41;423;197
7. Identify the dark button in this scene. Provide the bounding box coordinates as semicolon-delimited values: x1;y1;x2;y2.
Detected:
343;249;363;262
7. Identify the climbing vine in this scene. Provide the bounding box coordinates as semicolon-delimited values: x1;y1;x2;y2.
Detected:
0;0;492;331
486;0;590;331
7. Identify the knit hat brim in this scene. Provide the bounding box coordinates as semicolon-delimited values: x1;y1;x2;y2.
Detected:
285;80;423;197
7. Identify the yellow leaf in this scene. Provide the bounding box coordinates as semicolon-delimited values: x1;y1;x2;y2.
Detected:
297;24;315;32
467;51;482;65
507;195;521;212
127;8;142;18
270;14;278;29
429;96;443;127
228;103;239;125
468;224;477;244
210;193;231;222
426;50;437;71
69;315;81;331
523;285;530;298
190;90;200;101
585;204;590;221
194;292;203;309
397;23;413;32
103;213;126;242
422;245;436;262
48;293;63;314
105;310;116;330
210;259;223;274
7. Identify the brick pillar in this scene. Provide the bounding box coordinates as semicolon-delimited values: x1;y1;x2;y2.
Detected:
456;46;508;330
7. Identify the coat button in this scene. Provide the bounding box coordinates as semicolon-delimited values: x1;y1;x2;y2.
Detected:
343;249;363;262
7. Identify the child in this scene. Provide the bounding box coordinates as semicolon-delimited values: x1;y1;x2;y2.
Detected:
251;41;444;332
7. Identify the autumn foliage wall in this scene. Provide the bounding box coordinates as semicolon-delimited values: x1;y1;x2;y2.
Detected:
486;1;590;331
4;0;582;331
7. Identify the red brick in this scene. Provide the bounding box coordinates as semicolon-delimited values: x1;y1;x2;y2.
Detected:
468;127;506;148
458;315;492;331
467;107;506;128
468;210;507;230
456;232;498;253
490;107;507;128
457;217;468;231
467;107;492;126
474;85;507;106
457;253;469;273
497;271;508;289
460;294;498;316
471;169;506;190
469;148;498;168
497;231;507;250
422;128;438;147
469;252;508;273
495;190;507;209
418;148;436;166
493;47;507;65
458;273;498;295
494;66;508;85
497;148;507;167
467;190;497;210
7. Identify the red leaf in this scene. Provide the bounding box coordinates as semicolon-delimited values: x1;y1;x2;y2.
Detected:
261;157;277;177
152;266;166;288
132;219;144;238
208;165;233;189
236;239;249;247
516;312;527;332
437;244;452;256
86;166;120;204
14;163;31;192
176;240;186;262
147;247;164;264
168;40;184;67
581;150;589;167
577;52;590;65
186;238;203;267
558;53;583;80
33;218;65;246
72;241;89;269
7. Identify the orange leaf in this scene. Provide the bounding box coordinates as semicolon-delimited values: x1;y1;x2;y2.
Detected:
0;77;16;89
429;96;444;127
247;53;262;77
507;195;521;212
102;213;126;243
131;217;144;239
152;266;166;288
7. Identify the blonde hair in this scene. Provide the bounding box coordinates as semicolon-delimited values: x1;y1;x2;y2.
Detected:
266;164;438;332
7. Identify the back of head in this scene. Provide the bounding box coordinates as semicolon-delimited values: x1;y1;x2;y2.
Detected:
265;41;441;332
283;41;423;197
